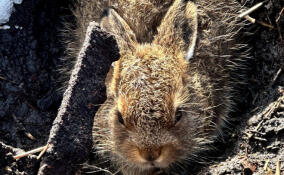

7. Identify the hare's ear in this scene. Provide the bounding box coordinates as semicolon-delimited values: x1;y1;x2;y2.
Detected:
153;0;197;60
100;8;137;52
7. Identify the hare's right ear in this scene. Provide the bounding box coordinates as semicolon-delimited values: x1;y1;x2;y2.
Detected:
153;0;197;60
100;8;137;53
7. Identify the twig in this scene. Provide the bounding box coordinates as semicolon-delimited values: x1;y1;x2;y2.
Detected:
37;144;49;160
25;132;36;140
267;15;273;26
276;7;284;41
271;68;282;85
275;160;280;175
262;94;284;119
253;136;267;142
251;106;259;113
243;18;275;29
12;114;36;140
244;131;253;139
0;75;7;81
252;93;259;105
255;120;264;131
13;145;47;160
244;15;256;23
264;160;269;171
0;75;17;84
256;21;275;29
238;2;275;29
276;7;284;23
238;2;264;18
5;166;12;172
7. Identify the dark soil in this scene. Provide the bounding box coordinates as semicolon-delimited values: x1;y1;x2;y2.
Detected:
0;0;70;149
0;0;283;174
0;0;71;174
205;0;284;174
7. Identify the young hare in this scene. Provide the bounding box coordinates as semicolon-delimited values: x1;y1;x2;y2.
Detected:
68;0;248;174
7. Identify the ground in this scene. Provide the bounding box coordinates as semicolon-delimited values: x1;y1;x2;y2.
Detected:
205;0;284;174
0;0;283;174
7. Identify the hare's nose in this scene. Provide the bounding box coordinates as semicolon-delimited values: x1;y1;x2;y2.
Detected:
139;147;162;162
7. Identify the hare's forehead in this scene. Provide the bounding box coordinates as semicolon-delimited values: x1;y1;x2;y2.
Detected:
116;79;180;122
118;63;178;102
119;58;182;89
117;84;174;113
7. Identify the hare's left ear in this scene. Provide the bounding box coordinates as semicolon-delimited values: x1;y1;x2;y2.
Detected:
153;0;197;60
100;8;137;53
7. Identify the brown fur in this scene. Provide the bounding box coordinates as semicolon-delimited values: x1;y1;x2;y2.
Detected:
66;0;249;174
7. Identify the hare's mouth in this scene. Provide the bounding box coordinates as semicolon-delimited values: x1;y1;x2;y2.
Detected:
135;159;173;170
136;162;163;170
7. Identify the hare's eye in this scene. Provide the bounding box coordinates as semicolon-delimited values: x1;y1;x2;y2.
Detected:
117;111;124;125
174;108;183;125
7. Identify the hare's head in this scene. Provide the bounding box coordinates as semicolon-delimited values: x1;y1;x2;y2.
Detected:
95;0;216;170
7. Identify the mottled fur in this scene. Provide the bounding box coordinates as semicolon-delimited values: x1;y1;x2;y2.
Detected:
66;0;249;174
